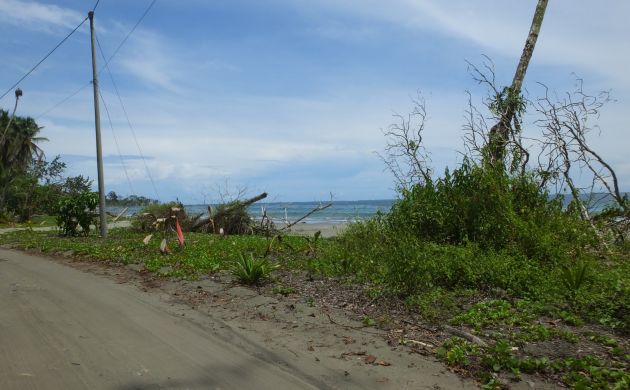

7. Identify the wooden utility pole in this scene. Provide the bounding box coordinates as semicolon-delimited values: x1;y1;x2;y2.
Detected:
88;11;107;237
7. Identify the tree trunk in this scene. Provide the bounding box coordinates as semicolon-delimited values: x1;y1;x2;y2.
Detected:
489;0;549;165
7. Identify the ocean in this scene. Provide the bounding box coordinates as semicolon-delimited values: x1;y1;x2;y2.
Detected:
109;199;395;225
107;192;626;225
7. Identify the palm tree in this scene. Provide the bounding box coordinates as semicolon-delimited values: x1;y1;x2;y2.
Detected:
0;111;48;211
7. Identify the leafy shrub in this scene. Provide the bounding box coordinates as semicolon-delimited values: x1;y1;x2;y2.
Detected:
436;337;480;367
387;160;594;262
337;223;549;297
56;191;99;236
231;252;275;285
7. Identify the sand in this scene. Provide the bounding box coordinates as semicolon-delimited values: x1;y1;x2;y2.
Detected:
0;248;475;389
281;222;347;238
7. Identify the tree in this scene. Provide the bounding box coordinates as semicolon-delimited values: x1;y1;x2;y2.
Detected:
0;109;48;211
5;156;66;220
63;175;92;195
487;0;549;166
107;191;119;203
378;92;432;191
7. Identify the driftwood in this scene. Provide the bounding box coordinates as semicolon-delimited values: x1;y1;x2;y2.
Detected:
280;203;332;230
443;325;488;348
214;192;267;221
191;192;268;232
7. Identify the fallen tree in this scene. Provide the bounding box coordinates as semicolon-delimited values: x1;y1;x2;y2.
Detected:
191;192;268;234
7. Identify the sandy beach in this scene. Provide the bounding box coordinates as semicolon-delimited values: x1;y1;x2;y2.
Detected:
282;222;348;238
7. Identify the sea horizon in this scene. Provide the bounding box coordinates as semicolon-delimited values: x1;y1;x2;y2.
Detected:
107;192;627;225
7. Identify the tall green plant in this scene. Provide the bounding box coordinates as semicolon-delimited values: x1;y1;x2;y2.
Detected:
56;191;99;236
387;160;592;262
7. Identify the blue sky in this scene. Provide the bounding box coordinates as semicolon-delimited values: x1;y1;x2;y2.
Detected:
0;0;628;203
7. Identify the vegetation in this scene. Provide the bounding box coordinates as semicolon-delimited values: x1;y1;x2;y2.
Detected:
1;1;627;387
0;225;626;388
106;191;157;207
56;191;99;237
0;109;95;224
231;252;276;285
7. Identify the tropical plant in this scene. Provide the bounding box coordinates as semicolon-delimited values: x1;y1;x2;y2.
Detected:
0;110;48;211
56;191;99;236
231;252;276;285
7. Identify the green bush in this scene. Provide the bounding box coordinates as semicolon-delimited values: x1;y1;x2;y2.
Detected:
55;191;99;236
338;226;548;297
387;161;594;262
327;161;629;329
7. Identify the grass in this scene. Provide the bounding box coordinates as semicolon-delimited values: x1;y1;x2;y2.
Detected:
0;214;57;228
0;228;310;279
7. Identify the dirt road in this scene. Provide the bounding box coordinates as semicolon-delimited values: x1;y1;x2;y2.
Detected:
0;247;478;390
0;249;324;389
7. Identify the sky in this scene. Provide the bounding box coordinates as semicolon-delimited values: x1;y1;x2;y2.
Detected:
0;0;628;203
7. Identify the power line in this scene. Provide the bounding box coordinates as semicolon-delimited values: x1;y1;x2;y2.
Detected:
0;16;88;102
100;0;157;71
6;0;101;115
33;0;157;126
95;30;161;201
98;88;136;196
35;82;91;120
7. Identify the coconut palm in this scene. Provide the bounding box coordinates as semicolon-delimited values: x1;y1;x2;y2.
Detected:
0;110;47;211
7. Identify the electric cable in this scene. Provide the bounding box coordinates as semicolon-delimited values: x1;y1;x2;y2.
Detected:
95;34;161;201
99;0;157;72
0;16;88;101
35;82;91;120
98;88;136;196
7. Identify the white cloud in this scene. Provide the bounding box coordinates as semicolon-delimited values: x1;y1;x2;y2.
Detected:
286;0;630;86
0;0;84;31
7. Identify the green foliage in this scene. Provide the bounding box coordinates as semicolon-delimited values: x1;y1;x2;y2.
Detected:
272;285;295;296
483;340;519;374
560;258;590;305
106;191;157;206
387;161;593;261
516;323;578;343
437;337;480;367
231;252;275;285
55;191;99;236
405;288;460;321
488;86;526;120
560;356;630;390
336;223;549;297
451;300;533;330
362;315;377;327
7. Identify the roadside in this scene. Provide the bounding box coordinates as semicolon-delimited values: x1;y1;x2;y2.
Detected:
0;220;131;234
0;248;475;389
2;228;627;389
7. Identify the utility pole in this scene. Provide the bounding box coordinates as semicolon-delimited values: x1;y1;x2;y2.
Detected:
88;11;107;237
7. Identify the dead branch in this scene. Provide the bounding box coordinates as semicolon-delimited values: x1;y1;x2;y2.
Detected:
443;325;488;348
281;203;332;231
377;91;432;190
191;192;267;232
